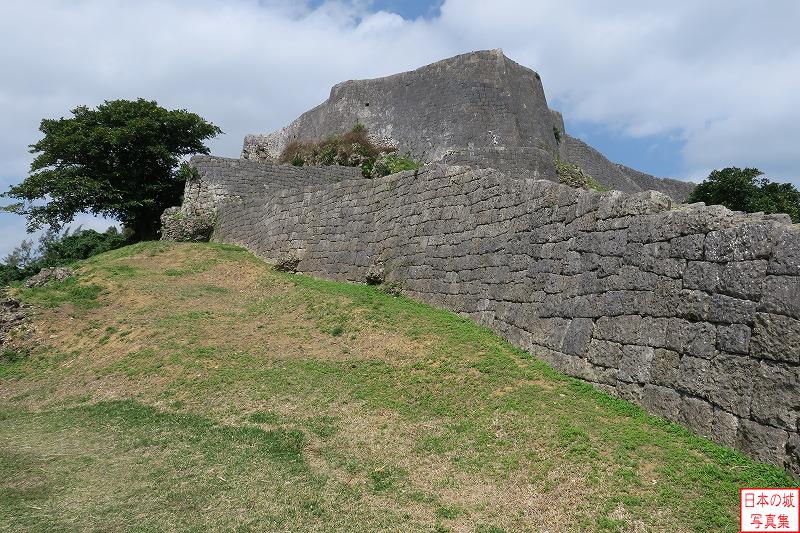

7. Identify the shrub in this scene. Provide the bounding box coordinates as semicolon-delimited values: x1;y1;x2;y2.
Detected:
278;123;420;178
0;227;129;287
554;159;608;191
688;167;800;222
371;153;421;178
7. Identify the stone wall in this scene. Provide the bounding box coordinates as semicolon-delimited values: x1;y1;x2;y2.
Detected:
242;49;695;201
178;155;800;476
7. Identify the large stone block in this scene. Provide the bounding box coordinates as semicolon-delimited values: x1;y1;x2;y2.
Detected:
669;234;705;261
683;261;720;293
677;355;712;398
708;294;757;325
750;361;800;431
585;339;625;369
666;319;717;358
593;315;643;345
617;345;654;384
561;318;594;357
707;354;758;418
640;384;681;420
768;226;800;276
649;348;681;388
735;419;789;467
716;323;751;355
719;260;767;300
705;222;774;262
751;312;800;364
759;275;800;319
678;395;714;437
711;408;740;447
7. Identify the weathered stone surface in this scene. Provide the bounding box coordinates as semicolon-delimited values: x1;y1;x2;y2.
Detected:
561;318;593;357
707;355;757;418
274;253;300;273
719;260;767;300
679;395;714;437
586;339;625;368
1;292;30;353
666;319;716;358
617;345;654;384
760;275;800;319
750;361;800;431
769;226;800;275
751;313;800;364
640;384;680;420
650;348;681;388
705;223;774;262
709;294;757;325
711;408;740;447
23;267;74;288
683;261;720;292
736;419;789;466
716;323;751;354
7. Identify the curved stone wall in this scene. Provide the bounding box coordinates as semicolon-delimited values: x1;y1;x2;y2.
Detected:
177;156;800;476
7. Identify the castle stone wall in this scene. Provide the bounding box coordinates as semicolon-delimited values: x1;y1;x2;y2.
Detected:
182;156;800;476
242;49;696;201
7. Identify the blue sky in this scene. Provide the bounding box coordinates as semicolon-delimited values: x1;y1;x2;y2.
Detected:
1;0;799;257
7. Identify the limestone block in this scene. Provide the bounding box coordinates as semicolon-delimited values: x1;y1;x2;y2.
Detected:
683;261;720;293
561;318;594;357
640;384;681;420
736;419;789;467
750;361;800;431
649;348;681;388
677;355;712;398
768;225;800;275
711;408;740;447
709;294;757;325
705;222;773;262
707;354;758;418
669;234;705;261
617;345;654;384
759;275;800;319
678;395;714;437
586;339;625;368
719;260;767;300
751;312;800;364
716;324;751;355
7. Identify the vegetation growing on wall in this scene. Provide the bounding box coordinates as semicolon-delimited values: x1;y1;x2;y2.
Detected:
688;167;800;222
554;158;608;191
278;123;420;178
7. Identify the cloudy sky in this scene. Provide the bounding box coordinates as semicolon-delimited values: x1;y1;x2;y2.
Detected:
1;0;799;257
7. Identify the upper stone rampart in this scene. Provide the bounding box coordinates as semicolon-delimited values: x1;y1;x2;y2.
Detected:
242;49;696;201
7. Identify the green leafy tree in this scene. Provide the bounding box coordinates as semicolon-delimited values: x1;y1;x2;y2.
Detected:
687;167;800;222
3;99;222;240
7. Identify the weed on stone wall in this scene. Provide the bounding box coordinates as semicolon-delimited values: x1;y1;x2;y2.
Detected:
279;124;420;178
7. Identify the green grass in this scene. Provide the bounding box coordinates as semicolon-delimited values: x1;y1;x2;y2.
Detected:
18;277;103;310
1;241;795;532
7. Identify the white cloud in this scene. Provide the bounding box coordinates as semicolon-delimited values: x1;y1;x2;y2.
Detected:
1;0;799;253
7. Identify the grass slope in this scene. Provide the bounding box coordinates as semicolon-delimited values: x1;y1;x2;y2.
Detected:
0;242;794;532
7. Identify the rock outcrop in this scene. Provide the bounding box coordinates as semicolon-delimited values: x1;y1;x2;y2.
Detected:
242;49;695;201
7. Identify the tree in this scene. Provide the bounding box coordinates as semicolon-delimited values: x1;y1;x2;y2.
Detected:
3;99;222;240
687;167;800;222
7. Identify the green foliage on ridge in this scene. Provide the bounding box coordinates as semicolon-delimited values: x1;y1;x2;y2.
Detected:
688;167;800;222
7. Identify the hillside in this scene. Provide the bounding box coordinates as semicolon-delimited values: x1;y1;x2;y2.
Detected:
0;242;792;532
